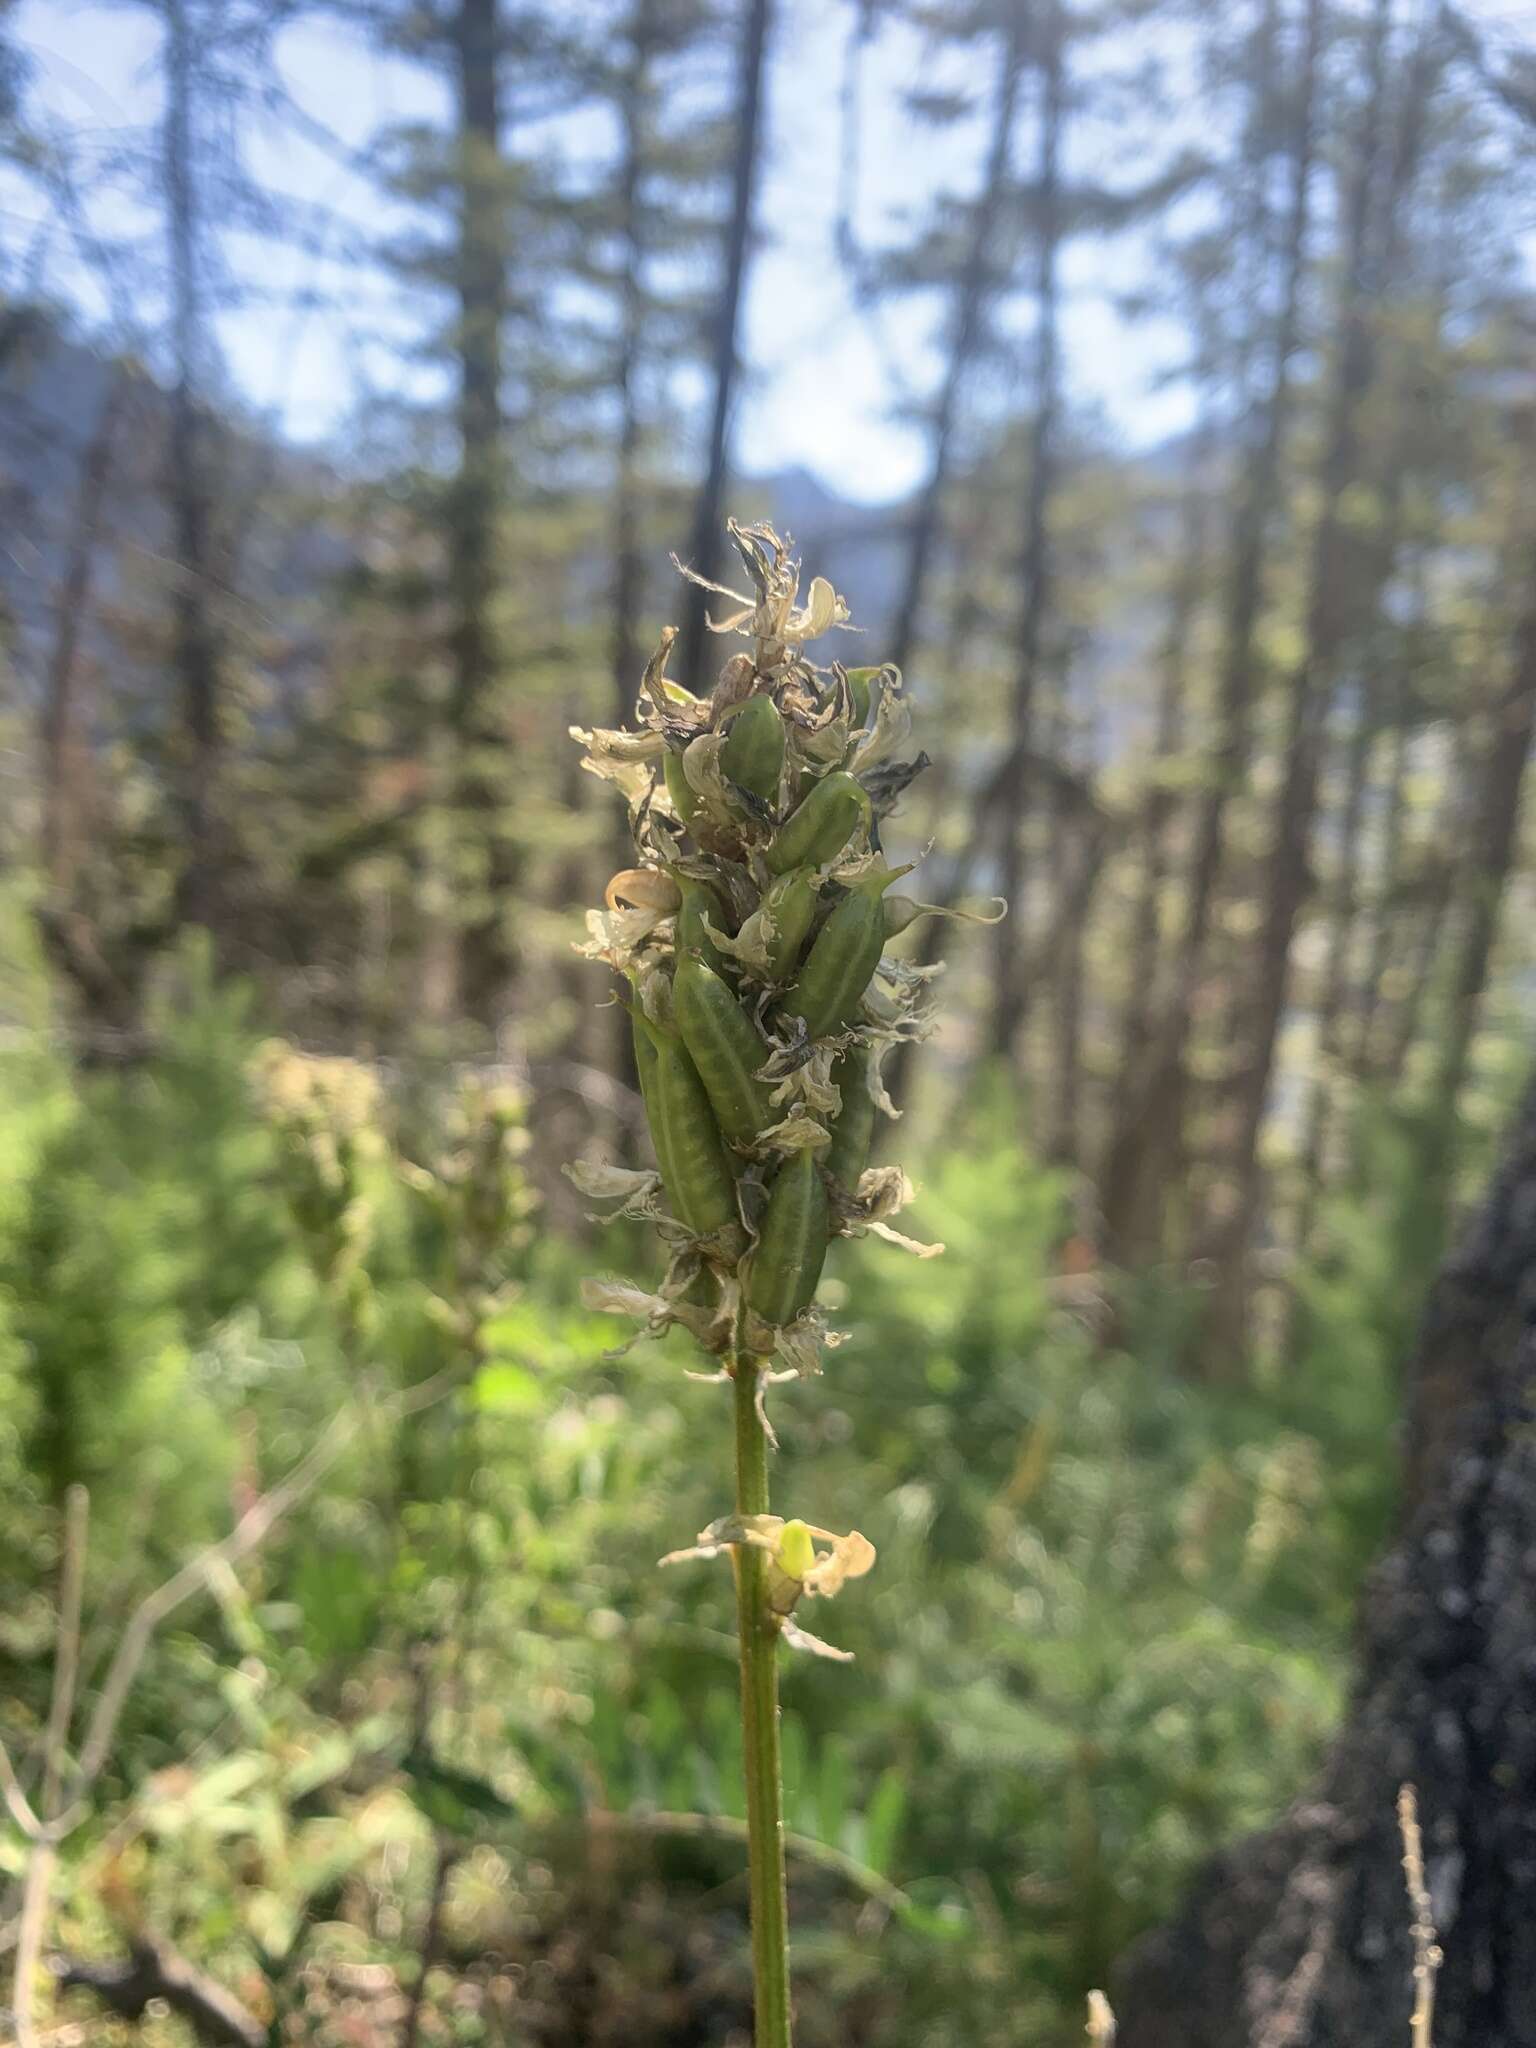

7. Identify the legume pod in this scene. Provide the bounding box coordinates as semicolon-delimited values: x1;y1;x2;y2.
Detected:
747;1149;829;1325
673;952;776;1146
675;876;730;976
632;1008;740;1238
720;693;785;804
782;868;896;1040
825;1045;877;1191
764;770;871;875
762;867;819;982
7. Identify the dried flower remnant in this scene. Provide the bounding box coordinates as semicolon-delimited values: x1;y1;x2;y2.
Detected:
569;521;1003;2045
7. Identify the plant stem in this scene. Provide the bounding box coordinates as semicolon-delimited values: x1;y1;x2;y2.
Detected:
733;1351;792;2046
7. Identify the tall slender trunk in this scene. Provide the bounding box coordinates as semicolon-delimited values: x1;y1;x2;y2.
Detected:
989;2;1065;1062
888;21;1023;680
607;5;653;1127
163;0;223;934
1430;544;1536;1139
1098;422;1211;1258
1352;661;1413;1081
1098;0;1320;1270
446;0;511;1032
41;369;126;902
882;499;995;1119
611;7;649;832
677;0;771;695
1202;0;1403;1356
1292;673;1375;1250
1047;777;1106;1170
1377;792;1459;1091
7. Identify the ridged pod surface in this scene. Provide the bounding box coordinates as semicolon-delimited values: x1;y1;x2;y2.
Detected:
747;1149;830;1325
675;876;729;976
764;770;871;875
720;693;786;804
761;867;819;982
674;953;776;1147
633;1009;740;1238
783;872;893;1040
825;1046;877;1191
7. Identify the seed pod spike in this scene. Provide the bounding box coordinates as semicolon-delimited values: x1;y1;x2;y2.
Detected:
570;522;992;2047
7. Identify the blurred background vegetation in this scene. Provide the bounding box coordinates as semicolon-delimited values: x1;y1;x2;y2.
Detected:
3;0;1536;2041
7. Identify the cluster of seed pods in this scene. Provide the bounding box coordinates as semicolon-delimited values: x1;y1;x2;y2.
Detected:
572;522;988;1384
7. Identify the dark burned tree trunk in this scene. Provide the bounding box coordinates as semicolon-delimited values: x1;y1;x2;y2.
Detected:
677;0;771;696
1116;1067;1536;2047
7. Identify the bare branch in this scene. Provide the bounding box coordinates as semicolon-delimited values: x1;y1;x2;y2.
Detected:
51;1935;265;2048
0;1742;40;1841
76;1366;464;1790
1397;1784;1442;2048
40;1487;89;1825
12;1845;58;2048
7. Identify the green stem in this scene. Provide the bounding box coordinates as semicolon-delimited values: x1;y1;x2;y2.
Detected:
733;1350;793;2046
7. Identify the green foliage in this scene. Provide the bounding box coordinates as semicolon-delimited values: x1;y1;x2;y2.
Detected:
0;1012;1415;2045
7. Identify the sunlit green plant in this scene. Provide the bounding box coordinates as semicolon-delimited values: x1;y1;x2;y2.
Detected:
570;522;1000;2042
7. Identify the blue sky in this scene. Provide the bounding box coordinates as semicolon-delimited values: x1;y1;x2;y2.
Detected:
8;0;1533;504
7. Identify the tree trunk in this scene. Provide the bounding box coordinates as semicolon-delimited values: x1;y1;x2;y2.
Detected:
1115;1065;1536;2047
446;0;512;1033
163;0;224;935
605;3;654;1126
1047;799;1108;1171
887;18;1023;681
1291;672;1375;1256
610;1;651;824
1202;0;1425;1353
677;0;771;696
40;366;127;903
989;0;1064;1062
1423;540;1536;1158
1098;421;1211;1260
1098;0;1319;1265
1350;622;1416;1084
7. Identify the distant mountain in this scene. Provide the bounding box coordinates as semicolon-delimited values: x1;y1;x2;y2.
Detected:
743;466;912;649
0;308;347;729
2;311;1174;774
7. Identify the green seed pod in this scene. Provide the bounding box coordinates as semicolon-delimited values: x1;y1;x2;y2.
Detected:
675;876;729;976
673;953;776;1147
765;770;871;875
747;1149;830;1325
783;870;895;1040
762;867;819;981
633;1010;740;1238
825;1046;877;1191
720;693;786;804
664;749;700;826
